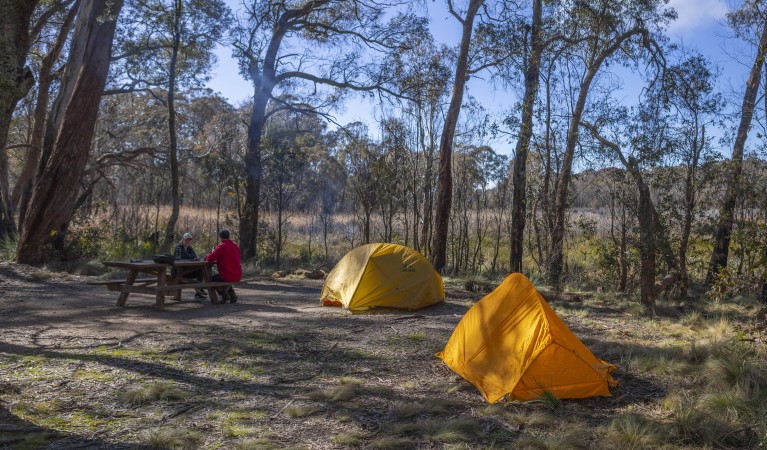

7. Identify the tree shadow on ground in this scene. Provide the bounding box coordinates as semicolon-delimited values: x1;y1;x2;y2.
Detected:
0;403;143;450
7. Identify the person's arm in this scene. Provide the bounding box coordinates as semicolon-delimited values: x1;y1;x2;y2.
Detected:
188;247;197;260
206;243;223;262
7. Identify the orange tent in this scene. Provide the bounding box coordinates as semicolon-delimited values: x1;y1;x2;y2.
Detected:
321;243;444;311
436;273;617;403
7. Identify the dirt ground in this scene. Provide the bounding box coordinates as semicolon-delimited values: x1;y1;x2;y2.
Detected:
0;262;662;449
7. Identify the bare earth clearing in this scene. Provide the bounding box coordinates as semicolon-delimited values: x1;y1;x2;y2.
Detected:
0;263;667;449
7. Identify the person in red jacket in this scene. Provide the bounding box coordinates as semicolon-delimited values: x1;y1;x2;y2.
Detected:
205;229;242;303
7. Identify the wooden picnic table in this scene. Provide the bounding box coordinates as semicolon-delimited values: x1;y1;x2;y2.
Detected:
93;260;235;309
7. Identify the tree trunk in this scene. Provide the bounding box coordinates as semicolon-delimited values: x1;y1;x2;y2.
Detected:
161;0;183;253
584;123;657;312
707;19;767;283
634;163;656;314
240;18;288;261
12;0;79;231
431;0;483;271
16;0;124;265
0;0;38;238
509;0;542;274
679;124;703;297
549;28;645;290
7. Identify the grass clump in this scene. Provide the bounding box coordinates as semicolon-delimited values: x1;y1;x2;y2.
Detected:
236;439;280;450
119;381;190;405
306;384;356;402
530;390;561;410
332;432;366;446
515;428;587;449
285;404;322;418
369;436;415;449
391;417;478;443
141;427;201;449
604;413;667;450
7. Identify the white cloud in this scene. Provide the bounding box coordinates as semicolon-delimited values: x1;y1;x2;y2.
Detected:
667;0;729;33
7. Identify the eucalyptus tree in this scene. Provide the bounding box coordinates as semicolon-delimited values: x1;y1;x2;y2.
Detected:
81;92;170;246
662;52;723;295
11;0;80;232
313;145;346;262
509;0;543;274
199;101;248;237
431;0;482;271
231;0;427;260
0;0;40;237
110;0;231;252
392;38;452;253
377;117;409;244
261;108;326;266
16;0;124;264
707;1;767;283
545;0;670;289
581;104;672;313
337;122;380;244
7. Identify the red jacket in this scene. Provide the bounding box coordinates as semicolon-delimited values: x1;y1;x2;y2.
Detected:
206;239;242;282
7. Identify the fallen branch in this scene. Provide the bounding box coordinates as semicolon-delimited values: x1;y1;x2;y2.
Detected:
270;399;295;419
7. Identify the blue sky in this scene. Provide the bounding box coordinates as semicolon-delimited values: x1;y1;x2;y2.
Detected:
206;0;749;155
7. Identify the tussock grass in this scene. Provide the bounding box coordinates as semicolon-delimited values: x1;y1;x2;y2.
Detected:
604;413;668;450
369;436;415;449
332;432;367;446
285;404;322;418
391;417;478;443
119;381;190;405
236;438;280;450
223;424;261;438
29;269;56;281
390;398;462;420
478;404;555;430
680;310;703;328
506;409;557;430
704;348;764;392
670;396;744;448
407;332;428;342
337;376;364;385
530;390;561;410
515;428;587;449
141;427;201;449
700;391;747;422
306;384;356;402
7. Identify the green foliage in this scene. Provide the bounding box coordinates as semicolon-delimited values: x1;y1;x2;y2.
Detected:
707;267;761;303
0;233;18;261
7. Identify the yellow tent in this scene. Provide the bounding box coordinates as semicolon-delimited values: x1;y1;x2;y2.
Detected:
321;243;444;311
436;273;617;403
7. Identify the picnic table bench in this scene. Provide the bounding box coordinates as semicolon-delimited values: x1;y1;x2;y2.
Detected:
89;260;237;309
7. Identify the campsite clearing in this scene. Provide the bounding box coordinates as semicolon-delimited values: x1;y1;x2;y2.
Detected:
0;262;764;449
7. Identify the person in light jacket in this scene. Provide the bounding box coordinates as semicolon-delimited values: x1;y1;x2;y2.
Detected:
173;232;206;299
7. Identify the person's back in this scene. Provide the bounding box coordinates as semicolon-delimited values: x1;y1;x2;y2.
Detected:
205;229;242;302
207;238;242;282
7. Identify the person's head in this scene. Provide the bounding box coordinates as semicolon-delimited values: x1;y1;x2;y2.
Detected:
219;229;230;240
182;232;192;245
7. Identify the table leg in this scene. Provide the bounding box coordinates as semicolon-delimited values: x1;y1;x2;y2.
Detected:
117;270;138;307
202;265;219;304
174;270;183;302
155;269;167;309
